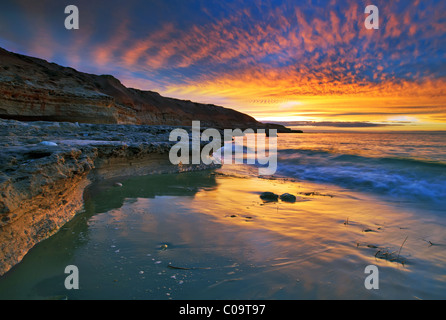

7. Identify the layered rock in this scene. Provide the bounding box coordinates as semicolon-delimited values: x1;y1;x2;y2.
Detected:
0;46;295;276
0;119;219;276
0;47;290;131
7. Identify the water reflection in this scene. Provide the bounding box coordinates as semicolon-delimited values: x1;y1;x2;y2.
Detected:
83;170;219;215
0;171;219;300
0;170;445;300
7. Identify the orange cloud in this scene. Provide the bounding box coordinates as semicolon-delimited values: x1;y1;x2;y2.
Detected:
8;0;444;129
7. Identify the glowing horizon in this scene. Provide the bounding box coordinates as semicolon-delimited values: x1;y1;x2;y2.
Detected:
0;0;445;130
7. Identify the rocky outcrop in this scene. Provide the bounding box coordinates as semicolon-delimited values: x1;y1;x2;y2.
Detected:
0;47;292;131
0;46;295;277
0;119;219;276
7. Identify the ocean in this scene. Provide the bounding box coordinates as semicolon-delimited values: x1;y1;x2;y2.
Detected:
273;131;446;205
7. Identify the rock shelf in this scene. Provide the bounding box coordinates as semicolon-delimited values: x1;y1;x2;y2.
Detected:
0;118;218;276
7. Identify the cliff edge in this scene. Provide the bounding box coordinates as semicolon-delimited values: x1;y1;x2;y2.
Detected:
0;47;291;132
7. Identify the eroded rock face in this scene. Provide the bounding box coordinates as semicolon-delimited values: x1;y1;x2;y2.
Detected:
0;47;282;130
0;119;219;276
0;45;294;276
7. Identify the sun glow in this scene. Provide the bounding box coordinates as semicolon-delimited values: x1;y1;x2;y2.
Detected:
5;0;443;131
255;115;315;122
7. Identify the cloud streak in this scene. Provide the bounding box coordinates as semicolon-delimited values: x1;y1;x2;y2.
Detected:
0;0;444;128
266;121;391;128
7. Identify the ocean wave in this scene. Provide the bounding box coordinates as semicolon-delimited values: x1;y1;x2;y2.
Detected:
274;149;446;203
279;148;446;168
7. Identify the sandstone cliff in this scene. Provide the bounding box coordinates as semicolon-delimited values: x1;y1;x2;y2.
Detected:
0;47;288;131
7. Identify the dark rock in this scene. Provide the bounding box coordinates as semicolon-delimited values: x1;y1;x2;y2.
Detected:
260;192;279;202
280;193;297;203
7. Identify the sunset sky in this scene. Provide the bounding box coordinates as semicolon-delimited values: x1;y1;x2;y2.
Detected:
0;0;445;130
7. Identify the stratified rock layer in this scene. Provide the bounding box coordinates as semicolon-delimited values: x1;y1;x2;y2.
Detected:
0;47;291;132
0;119;218;276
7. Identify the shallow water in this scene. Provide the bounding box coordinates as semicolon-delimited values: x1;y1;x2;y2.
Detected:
0;169;445;300
274;132;446;204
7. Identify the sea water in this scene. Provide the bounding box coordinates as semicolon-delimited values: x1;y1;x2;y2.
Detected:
274;131;446;205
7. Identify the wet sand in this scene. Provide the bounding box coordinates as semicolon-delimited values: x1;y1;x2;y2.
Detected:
0;168;445;299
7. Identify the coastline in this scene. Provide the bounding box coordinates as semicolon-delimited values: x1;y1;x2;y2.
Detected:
0;118;219;276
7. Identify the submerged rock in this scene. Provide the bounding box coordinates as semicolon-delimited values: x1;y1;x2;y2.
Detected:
260;192;279;202
280;193;297;203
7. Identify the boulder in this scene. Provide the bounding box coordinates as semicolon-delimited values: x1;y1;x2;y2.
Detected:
280;193;297;203
260;192;279;202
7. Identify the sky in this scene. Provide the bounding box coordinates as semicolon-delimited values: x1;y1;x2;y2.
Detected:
0;0;445;130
